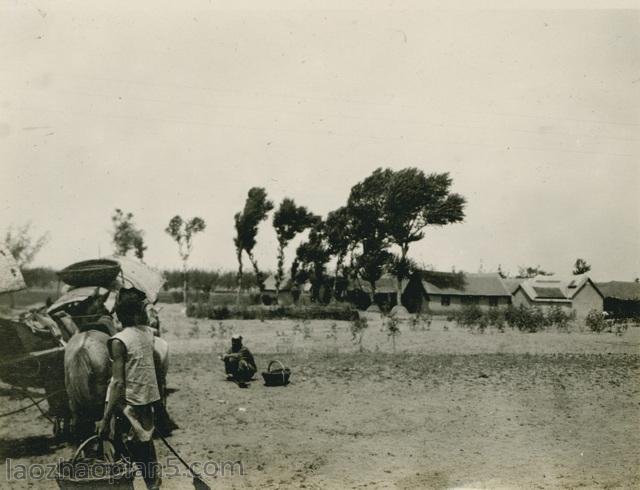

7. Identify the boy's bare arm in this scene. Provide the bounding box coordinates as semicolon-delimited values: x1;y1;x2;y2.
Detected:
98;339;126;438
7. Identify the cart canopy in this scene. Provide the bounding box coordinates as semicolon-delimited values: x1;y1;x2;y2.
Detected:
0;247;26;294
57;256;164;303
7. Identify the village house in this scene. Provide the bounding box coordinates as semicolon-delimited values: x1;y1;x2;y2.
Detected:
263;274;291;294
262;273;312;304
512;275;603;320
347;271;514;314
595;281;640;319
419;272;512;314
346;273;413;311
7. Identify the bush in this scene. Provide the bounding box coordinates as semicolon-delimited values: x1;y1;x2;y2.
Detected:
546;305;574;330
486;307;505;331
186;302;359;321
449;304;578;333
505;304;546;332
585;309;607;333
350;317;369;351
453;304;483;328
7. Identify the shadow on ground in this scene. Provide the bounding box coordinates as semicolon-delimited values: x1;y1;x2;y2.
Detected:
0;435;64;459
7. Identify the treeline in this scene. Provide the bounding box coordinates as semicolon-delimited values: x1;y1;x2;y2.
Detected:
18;267;259;293
233;167;465;308
162;269;257;292
21;267;59;288
10;167;466;311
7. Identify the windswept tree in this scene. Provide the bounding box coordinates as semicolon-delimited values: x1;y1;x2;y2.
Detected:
234;187;274;298
294;216;331;303
3;222;50;268
573;258;591;275
111;208;147;260
233;214;246;305
325;206;355;301
272;198;315;302
347;168;394;303
384;169;465;308
165;215;206;303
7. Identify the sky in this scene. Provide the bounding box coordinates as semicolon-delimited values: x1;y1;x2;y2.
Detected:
1;3;639;281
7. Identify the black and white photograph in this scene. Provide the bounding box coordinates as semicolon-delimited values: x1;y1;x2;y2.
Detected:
1;1;639;488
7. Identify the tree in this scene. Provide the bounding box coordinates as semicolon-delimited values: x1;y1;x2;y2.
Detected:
234;187;274;299
347;168;394;303
497;264;507;279
384;168;465;307
3;223;49;308
233;213;246;305
165;215;206;304
386;253;418;298
324;206;355;301
573;258;591;275
4;223;50;268
294;217;331;303
354;244;391;304
111;209;147;260
272;198;315;303
516;265;553;278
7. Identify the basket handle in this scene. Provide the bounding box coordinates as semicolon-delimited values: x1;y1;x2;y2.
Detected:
71;435;99;464
71;435;114;464
267;360;286;373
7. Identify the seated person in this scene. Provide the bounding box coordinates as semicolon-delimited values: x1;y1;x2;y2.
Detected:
222;335;257;383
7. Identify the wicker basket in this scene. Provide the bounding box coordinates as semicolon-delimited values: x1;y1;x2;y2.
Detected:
55;436;136;490
57;260;121;288
262;360;291;386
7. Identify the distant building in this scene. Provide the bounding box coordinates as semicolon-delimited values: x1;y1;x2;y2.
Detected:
420;272;512;314
512;275;603;319
348;271;516;314
501;277;525;295
262;273;311;304
347;273;414;311
596;281;640;318
263;274;291;293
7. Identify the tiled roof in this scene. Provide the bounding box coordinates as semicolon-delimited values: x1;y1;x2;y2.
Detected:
422;272;511;297
596;281;640;301
501;278;525;294
532;286;566;299
516;274;600;302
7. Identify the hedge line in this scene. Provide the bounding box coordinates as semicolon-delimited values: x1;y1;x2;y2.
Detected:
186;303;359;321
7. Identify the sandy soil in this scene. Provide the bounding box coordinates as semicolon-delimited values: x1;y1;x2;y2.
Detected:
1;304;639;489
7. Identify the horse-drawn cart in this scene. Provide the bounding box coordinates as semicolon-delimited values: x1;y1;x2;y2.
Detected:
0;253;169;440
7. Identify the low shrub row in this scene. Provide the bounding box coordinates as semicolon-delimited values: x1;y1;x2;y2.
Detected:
157;290;260;305
449;304;578;333
186;302;359;321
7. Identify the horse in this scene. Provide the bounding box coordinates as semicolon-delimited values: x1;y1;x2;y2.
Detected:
64;327;174;443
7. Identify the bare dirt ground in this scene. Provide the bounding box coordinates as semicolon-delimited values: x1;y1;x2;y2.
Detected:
1;303;639;489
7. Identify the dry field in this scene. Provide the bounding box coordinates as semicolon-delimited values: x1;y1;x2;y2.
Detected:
1;303;639;489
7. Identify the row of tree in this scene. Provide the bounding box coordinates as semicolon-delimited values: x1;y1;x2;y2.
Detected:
1;173;596;307
110;209;208;303
232;167;467;308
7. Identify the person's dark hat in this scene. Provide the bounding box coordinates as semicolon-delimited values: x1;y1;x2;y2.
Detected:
116;287;146;317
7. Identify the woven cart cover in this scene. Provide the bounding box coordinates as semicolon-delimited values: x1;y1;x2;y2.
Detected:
0;247;26;294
